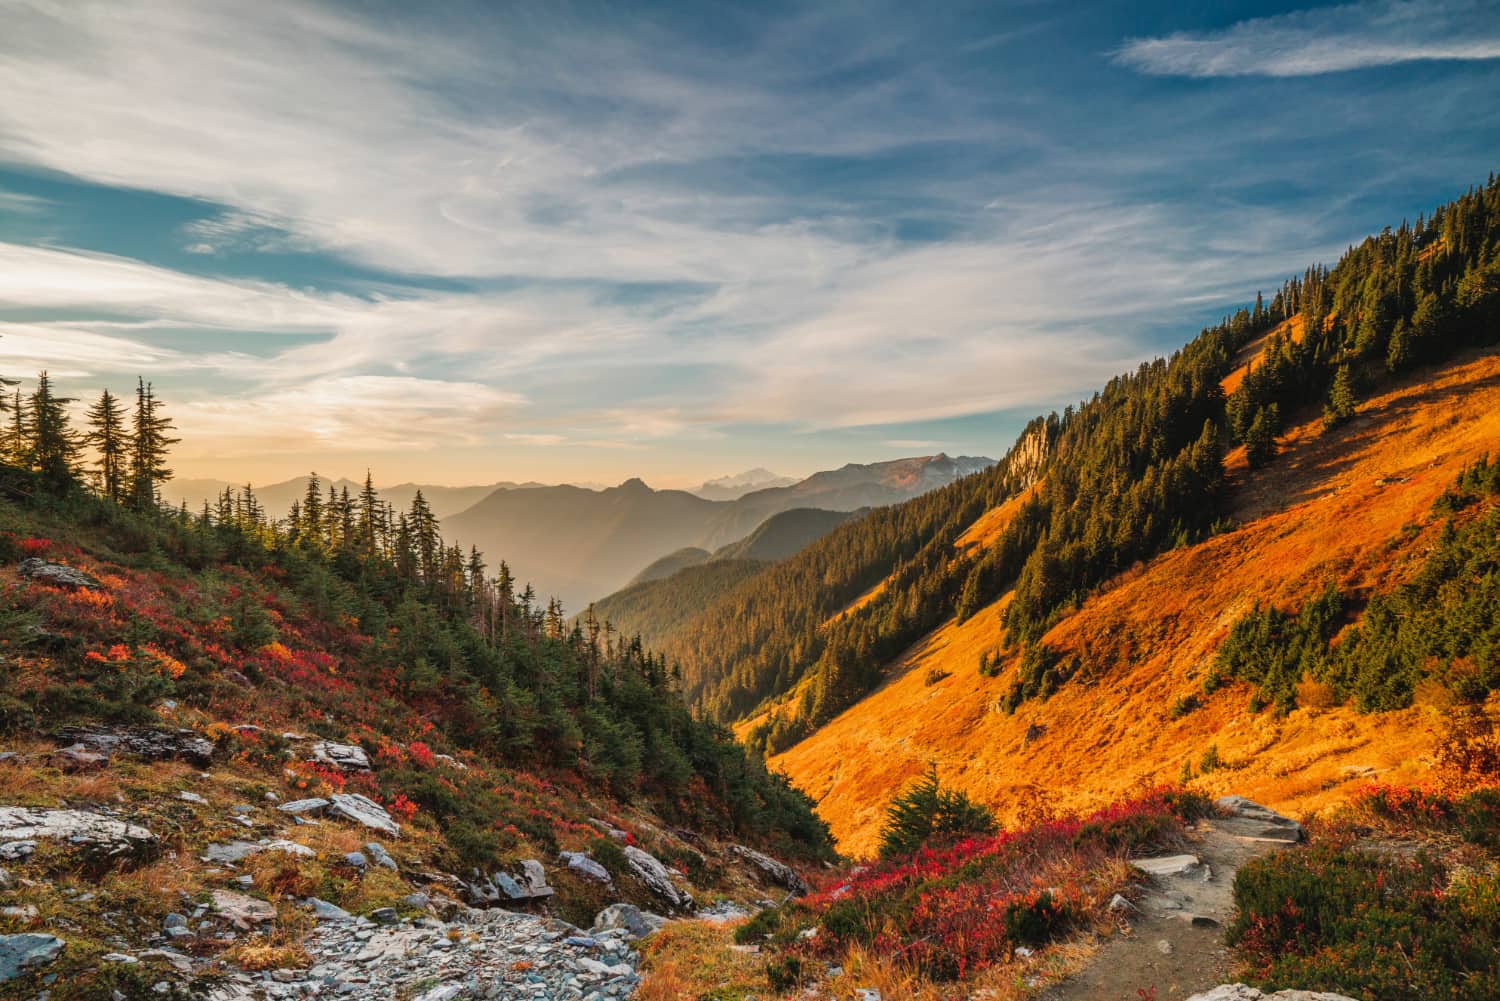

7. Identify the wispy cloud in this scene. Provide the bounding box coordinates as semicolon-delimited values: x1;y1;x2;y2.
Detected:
1116;1;1500;78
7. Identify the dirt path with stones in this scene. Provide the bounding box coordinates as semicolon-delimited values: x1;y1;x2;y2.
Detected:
1042;797;1303;1001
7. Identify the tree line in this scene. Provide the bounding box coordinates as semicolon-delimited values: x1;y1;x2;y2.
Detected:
0;369;832;857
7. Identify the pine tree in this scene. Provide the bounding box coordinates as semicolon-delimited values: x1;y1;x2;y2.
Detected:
1323;365;1358;429
85;389;129;501
128;378;179;510
4;389;26;465
29;371;81;488
301;474;324;546
1244;404;1280;469
357;471;380;555
877;763;996;859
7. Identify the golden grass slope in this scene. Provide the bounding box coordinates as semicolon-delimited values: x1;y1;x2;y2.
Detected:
771;347;1500;858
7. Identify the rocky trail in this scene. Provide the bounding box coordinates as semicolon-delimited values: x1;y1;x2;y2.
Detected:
1042;797;1350;1001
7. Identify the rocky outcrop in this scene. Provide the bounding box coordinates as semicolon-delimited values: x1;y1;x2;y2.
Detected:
0;806;155;862
54;725;215;767
1131;854;1205;878
1186;987;1359;1001
728;844;808;895
310;741;371;772
277;797;329;816
201;839;314;864
0;933;64;982
1213;796;1303;844
623;845;693;910
327;793;399;836
466;859;554;906
18;558;100;591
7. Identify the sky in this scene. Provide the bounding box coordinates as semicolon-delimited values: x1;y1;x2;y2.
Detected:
0;0;1497;489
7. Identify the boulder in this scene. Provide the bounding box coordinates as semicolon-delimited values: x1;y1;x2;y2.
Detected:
559;850;611;883
1186;987;1360;1001
0;933;64;982
0;806;155;862
17;558;100;591
305;897;353;922
591;903;667;940
728;844;809;896
52;744;109;771
327;793;399;836
211;890;276;930
310;742;371;772
54;725;215;767
623;845;693;910
364;842;398;870
277;798;329;816
1131;854;1203;878
1213;796;1303;844
518;859;553;897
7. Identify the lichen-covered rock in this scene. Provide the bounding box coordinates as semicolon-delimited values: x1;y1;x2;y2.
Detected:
623;845;693;910
277;797;329;816
466;860;553;905
310;741;371;772
18;558;100;591
0;806;156;862
210;889;276;930
0;933;64;982
55;725;215;767
559;850;611;883
1186;986;1359;1001
327;793;398;836
728;844;808;895
591;902;667;940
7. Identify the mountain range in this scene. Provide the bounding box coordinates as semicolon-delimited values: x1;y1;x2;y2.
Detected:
444;454;993;611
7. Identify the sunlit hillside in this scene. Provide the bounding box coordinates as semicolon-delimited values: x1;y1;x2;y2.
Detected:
770;345;1500;857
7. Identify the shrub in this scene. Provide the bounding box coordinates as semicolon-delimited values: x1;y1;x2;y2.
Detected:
1199;744;1222;773
877;764;996;859
1169;694;1201;719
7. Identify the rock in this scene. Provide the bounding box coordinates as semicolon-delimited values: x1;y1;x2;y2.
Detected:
559;850;612;883
18;558;100;591
306;898;353;922
855;990;882;1001
1213;796;1303;844
1190;914;1221;928
364;842;397;870
178;791;207;805
210;890;276;930
518;859;553;897
1186;987;1360;1001
1107;893;1136;912
589;817;630;841
623;845;693;910
402;893;430;911
368;907;398;925
343;851;368;870
728;844;809;896
697;901;754;923
0;806;155;861
1132;853;1203;878
53;743;110;770
277;797;329;816
0;869;11;891
1156;939;1174;955
202;839;314;863
310;742;371;772
327;793;399;836
591;903;667;940
0;933;64;982
54;725;215;767
138;948;195;975
432;754;467;771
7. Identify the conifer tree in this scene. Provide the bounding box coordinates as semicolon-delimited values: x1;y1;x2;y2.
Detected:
4;388;26;465
301;474;324;545
129;378;179;510
29;371;81;488
1244;404;1280;469
85;388;129;501
1323;365;1358;429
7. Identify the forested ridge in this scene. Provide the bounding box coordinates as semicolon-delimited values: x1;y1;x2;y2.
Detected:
0;370;831;858
657;177;1500;754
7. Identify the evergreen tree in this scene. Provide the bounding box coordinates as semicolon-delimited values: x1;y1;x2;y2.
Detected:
1244;404;1280;469
29;371;81;488
4;389;26;466
878;763;996;859
1323;365;1357;429
85;389;129;501
128;378;179;510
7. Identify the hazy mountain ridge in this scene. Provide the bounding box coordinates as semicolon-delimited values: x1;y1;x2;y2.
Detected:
691;468;797;501
444;454;994;611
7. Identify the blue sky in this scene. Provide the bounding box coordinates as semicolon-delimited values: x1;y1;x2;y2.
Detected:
0;0;1496;488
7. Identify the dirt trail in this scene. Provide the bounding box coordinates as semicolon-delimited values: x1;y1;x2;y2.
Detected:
1043;800;1301;1001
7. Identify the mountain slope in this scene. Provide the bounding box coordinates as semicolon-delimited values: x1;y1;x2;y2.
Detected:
711;507;855;562
591;559;771;651
768;347;1500;856
445;455;993;611
691;468;797;501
